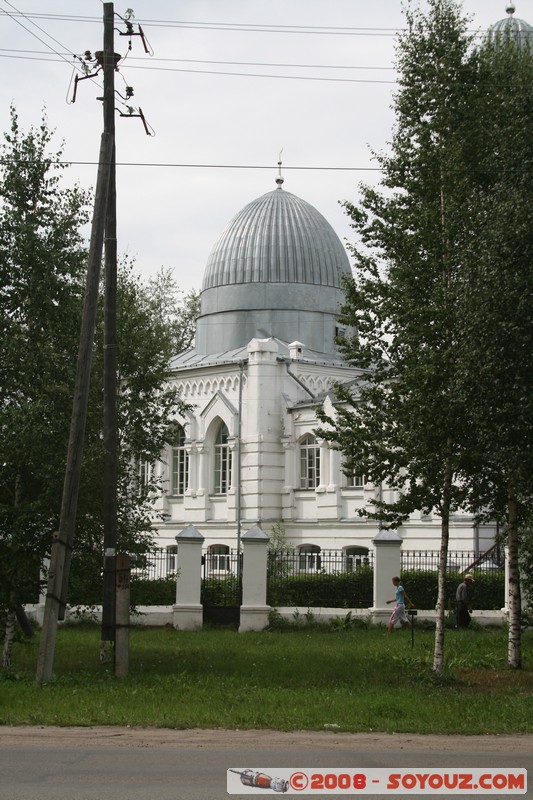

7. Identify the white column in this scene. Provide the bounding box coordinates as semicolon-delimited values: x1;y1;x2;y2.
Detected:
173;524;204;630
184;443;195;495
239;524;271;632
370;529;402;625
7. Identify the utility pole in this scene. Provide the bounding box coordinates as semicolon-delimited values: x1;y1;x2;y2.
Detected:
101;2;118;653
36;3;117;684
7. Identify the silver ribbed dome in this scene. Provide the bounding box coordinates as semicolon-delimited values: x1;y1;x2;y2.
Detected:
196;183;352;356
202;186;351;290
488;4;533;49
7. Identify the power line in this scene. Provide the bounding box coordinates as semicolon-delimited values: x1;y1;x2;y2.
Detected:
121;63;396;84
1;158;381;172
0;9;495;38
0;47;395;72
0;0;103;96
0;51;397;84
0;10;403;35
0;0;79;70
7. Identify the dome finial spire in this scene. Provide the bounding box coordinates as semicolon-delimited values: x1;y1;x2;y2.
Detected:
506;3;516;16
276;148;284;188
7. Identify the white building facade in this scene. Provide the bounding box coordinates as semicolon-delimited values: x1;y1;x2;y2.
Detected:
151;175;496;560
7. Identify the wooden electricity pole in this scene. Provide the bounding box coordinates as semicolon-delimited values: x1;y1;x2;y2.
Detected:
36;3;118;684
101;3;118;651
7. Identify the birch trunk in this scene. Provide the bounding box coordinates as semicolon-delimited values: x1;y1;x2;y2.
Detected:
433;449;453;674
2;609;16;670
507;486;522;669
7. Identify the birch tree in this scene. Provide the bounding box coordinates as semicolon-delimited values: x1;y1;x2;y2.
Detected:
321;2;533;674
456;34;533;669
318;0;479;673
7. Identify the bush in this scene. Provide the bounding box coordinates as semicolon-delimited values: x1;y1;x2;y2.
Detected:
267;566;373;608
130;575;176;606
201;577;241;606
401;570;505;611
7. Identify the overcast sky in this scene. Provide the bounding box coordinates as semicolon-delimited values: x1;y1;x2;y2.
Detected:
0;0;524;292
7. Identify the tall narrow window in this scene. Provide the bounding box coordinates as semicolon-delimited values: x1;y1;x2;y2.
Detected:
171;425;189;496
299;434;320;489
136;459;151;492
214;422;231;495
166;545;177;574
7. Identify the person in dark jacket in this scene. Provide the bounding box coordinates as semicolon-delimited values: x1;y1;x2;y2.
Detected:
455;573;474;628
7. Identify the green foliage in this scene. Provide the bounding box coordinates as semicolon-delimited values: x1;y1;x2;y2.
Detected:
519;520;533;620
267;567;373;608
401;571;505;612
330;611;370;632
318;0;481;535
0;107;90;611
317;0;533;668
0;109;193;625
201;578;241;607
267;521;293;552
130;575;177;606
145;266;199;357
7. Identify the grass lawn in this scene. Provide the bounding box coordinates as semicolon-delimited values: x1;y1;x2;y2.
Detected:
1;622;532;734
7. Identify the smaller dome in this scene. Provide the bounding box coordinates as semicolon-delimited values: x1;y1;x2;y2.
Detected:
487;4;533;49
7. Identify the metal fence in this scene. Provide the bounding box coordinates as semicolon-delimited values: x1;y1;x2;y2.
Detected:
401;548;505;574
131;548;177;581
267;549;374;609
131;547;504;610
137;547;504;581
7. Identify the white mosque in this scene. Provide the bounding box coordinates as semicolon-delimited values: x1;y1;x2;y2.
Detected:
150;170;495;563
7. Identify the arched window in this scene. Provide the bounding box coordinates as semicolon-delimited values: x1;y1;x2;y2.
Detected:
214;422;231;495
343;546;369;572
171;425;189;496
298;544;321;572
299;434;320;489
207;544;230;573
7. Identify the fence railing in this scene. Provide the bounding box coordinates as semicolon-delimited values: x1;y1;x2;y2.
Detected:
133;548;375;581
401;549;505;574
129;547;504;610
132;547;506;582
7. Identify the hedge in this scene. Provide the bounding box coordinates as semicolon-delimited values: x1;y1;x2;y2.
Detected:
65;568;505;610
267;567;373;608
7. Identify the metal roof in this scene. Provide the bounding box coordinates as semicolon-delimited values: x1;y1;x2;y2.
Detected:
169;337;351;371
487;4;533;49
202;186;351;291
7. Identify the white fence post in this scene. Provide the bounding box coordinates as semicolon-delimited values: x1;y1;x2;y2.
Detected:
370;530;402;626
239;524;271;632
173;524;204;630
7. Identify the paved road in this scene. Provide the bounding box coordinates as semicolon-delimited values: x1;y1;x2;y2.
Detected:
0;727;531;800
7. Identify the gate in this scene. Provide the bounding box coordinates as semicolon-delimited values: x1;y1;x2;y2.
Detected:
201;549;243;628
